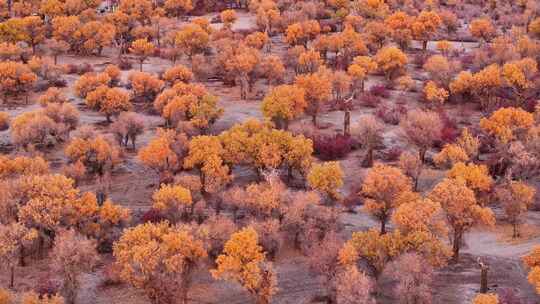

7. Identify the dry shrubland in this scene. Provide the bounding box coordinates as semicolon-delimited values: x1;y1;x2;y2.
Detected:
1;0;540;303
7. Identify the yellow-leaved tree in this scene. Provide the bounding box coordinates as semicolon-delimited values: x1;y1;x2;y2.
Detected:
429;178;495;262
152;184;192;223
480;107;534;144
472;293;499;304
211;227;277;304
113;222;207;304
361;164;412;234
524;246;540;294
307;161;344;202
261;84;306;130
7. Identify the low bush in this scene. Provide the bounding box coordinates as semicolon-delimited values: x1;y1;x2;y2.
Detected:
375;103;406;125
313;134;353;160
359;92;381;108
369;85;390;98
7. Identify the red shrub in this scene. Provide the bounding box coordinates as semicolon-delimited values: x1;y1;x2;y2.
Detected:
376;103;406;125
359;92;381;108
369;85;390;98
101;264;123;287
140;208;166;223
313;134;353;160
413;52;428;67
118;57;133;70
381;146;402;162
460;54;474;68
36;275;60;297
436;110;458;146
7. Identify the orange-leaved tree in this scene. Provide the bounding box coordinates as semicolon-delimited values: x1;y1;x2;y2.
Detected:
361;164;412;234
429;178;495;262
211;227;277;304
261;84;306;130
130;38;155;71
307;161;344;202
85;86;132;122
113;221;207;304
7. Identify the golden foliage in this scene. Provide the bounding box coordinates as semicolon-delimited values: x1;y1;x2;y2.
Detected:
524;246;540;293
65;135;121;175
220;9;237;28
374;46;407;80
152;183;192;222
456;128;479;159
86;86;132;120
472;293;499;304
362;164;412;233
480;107;534;144
433;144;469;168
212;227;277;303
261;84;306;126
0;155;49;179
447;162;493;193
424;81;449;104
138;129;184;177
411;10;441;47
174;24;210;58
285;20;321;46
0;61;37;103
164;0;193;17
307;161;344;201
74;72;110;98
114;222;207;304
163;64;193;85
128;71;164;101
429;178;495;260
385;11;413;48
469;18;496;42
38;87;67;106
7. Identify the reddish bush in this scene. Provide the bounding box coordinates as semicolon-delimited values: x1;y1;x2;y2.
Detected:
497;288;523;304
381;146;402;162
413;52;428;67
369;85;390;98
439;125;459;145
376;103;406;125
65;63;94;75
101;264;123;287
460;54;475;68
359;92;381;108
313;134;353;160
36;276;61;297
118;57;133;70
341;185;363;212
140;208;166;224
436;110;459;146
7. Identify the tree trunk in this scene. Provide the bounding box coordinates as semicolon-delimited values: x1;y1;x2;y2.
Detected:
480;266;488;293
343;110;350;136
452;230;462;263
139;61;143;72
9;266;14;289
419;147;427;164
380;218;386;235
362;148;374;168
19;245;25;266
